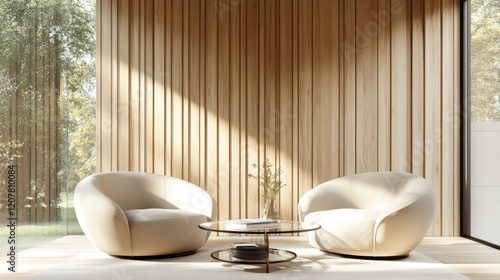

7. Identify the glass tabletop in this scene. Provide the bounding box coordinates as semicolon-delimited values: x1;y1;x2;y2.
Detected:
211;248;297;264
198;220;320;234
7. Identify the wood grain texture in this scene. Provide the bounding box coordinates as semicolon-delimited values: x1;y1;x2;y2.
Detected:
279;0;293;222
96;0;462;236
412;0;425;177
343;0;356;176
117;0;129;171
452;0;461;236
356;0;378;173
298;0;313;203
172;0;183;178
312;0;339;185
144;0;154;173
100;0;111;172
153;0;165;174
377;0;391;172
129;0;140;172
425;0;443;236
245;0;259;219
441;0;456;237
229;0;241;220
391;0;411;173
111;0;118;172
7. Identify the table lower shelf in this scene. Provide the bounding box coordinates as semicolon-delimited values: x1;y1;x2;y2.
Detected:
210;248;297;264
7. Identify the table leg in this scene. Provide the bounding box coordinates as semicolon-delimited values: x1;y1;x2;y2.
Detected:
264;232;269;273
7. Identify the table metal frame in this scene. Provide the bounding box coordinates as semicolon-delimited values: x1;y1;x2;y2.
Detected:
198;220;320;273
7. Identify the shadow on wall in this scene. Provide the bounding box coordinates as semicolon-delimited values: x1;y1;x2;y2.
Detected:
97;0;456;227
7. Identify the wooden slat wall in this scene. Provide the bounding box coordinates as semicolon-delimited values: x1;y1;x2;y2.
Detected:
96;0;462;236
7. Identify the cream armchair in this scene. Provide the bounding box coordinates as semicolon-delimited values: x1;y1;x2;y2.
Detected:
74;171;216;257
298;172;435;258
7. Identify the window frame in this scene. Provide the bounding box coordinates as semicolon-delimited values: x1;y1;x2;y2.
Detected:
461;0;500;250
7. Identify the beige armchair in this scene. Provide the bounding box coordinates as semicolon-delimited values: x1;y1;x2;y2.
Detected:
74;171;216;257
298;172;435;258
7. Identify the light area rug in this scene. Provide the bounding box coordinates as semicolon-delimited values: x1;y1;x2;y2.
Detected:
30;236;469;280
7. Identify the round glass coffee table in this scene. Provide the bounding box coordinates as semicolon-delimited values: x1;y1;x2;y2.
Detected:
198;220;320;273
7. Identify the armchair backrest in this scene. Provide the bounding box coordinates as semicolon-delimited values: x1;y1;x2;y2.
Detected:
349;172;419;210
92;172;170;211
84;171;216;220
299;171;434;220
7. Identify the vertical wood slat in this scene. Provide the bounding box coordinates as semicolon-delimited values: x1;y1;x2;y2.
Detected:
264;0;276;184
239;0;248;219
229;0;241;219
331;0;340;179
111;0;118;172
183;0;190;179
391;0;411;172
356;0;377;173
425;0;443;235
291;0;299;223
279;0;294;222
343;0;356;176
378;0;391;172
218;0;230;222
100;0;112;172
165;0;172;176
96;0;102;173
153;0;165;175
258;0;265;215
442;0;455;236
205;0;218;219
144;0;154;173
97;0;462;236
263;0;279;213
312;0;338;186
118;0;129;171
298;0;313;202
199;0;206;193
246;0;259;219
452;0;461;236
172;0;183;178
139;0;146;172
189;0;201;186
130;0;140;172
338;0;345;177
412;0;425;177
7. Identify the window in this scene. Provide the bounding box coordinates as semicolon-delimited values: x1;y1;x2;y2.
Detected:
464;0;500;248
0;0;95;251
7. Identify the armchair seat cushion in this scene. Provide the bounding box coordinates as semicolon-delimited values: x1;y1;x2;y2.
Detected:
124;209;209;256
125;208;206;223
304;209;380;256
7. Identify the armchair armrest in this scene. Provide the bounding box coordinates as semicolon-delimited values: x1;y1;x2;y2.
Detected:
164;177;217;221
74;176;132;256
298;177;353;221
372;185;435;256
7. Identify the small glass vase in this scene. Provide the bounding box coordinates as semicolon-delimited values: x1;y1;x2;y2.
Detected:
262;198;279;220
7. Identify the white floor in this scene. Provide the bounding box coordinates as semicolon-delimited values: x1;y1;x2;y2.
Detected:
1;235;500;279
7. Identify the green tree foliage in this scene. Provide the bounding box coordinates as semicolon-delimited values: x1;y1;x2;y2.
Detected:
0;0;95;222
471;0;500;121
0;72;23;175
64;90;96;192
